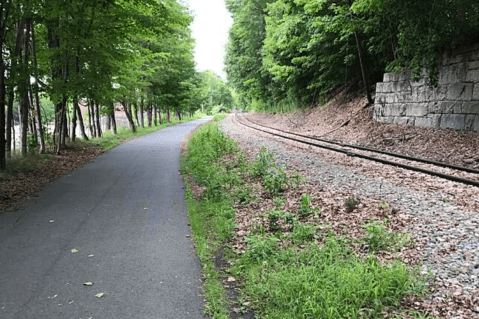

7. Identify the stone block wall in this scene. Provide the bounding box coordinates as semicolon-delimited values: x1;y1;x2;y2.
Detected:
374;43;479;132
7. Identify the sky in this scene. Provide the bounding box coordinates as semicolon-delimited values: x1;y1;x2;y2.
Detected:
184;0;233;81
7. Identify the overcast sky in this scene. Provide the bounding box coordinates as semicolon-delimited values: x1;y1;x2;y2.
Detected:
184;0;233;80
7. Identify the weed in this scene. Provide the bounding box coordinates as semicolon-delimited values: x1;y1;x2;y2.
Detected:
443;198;451;203
345;195;360;212
364;219;411;252
263;166;288;195
290;221;317;243
267;210;282;231
378;201;389;211
1;153;50;178
27;133;39;154
235;188;255;205
290;170;306;190
297;193;320;217
283;212;295;225
244;234;280;262
251;147;274;178
273;197;285;209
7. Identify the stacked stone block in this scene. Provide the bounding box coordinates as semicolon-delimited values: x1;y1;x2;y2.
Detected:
374;43;479;132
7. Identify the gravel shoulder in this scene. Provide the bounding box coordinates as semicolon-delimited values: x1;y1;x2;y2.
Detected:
221;114;479;318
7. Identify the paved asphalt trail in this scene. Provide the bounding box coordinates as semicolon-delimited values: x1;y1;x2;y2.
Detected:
0;118;212;319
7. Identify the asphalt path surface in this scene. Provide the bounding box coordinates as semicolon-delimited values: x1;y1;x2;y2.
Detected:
0;118;212;319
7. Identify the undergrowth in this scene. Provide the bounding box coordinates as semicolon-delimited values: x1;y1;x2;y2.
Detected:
182;118;430;319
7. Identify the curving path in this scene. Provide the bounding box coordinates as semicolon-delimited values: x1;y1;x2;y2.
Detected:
0;118;211;319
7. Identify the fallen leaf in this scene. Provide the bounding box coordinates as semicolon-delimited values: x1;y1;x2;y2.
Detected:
95;293;105;298
83;282;94;286
71;249;78;253
227;276;236;282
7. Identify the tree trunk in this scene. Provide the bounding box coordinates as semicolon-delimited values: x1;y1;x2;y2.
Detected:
18;17;32;156
72;99;77;142
0;0;13;169
158;105;162;125
31;22;45;153
154;106;158;126
95;103;102;137
6;86;13;159
28;91;36;142
56;103;65;154
133;103;139;127
110;111;117;134
88;100;96;137
19;94;29;156
177;110;182;121
105;114;111;130
122;101;136;133
0;46;5;169
147;104;152;127
354;31;373;105
167;107;170;123
74;101;88;140
140;97;144;128
62;101;68;146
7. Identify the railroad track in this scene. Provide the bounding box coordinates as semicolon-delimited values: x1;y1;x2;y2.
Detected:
233;113;479;188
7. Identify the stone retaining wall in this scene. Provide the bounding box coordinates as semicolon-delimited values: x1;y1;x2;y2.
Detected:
373;44;479;132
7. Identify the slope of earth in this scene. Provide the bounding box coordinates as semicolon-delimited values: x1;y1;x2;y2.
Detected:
249;90;479;169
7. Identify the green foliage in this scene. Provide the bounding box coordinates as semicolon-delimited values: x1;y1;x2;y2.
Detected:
290;221;317;243
182;121;244;317
252;147;274;178
226;0;479;110
263;165;289;196
182;121;428;319
364;219;411;252
243;234;281;262
185;123;239;202
27;133;39;154
267;210;282;231
297;193;319;217
237;235;426;319
193;71;235;115
235;188;255;205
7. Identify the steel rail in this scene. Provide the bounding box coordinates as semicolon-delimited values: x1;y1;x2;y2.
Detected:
234;114;479;188
242;115;479;175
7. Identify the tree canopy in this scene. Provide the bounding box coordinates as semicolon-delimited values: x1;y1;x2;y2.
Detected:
225;0;479;110
0;0;205;169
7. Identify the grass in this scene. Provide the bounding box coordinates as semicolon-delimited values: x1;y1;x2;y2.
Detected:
1;153;52;179
233;235;425;319
181;119;431;319
1;112;209;179
181;116;239;318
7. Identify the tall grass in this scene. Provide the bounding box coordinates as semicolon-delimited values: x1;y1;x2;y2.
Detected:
182;117;240;317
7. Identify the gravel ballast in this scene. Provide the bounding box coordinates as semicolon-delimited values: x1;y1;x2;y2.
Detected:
220;114;479;317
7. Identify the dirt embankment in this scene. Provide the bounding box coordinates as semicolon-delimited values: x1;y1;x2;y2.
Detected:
249;90;479;169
